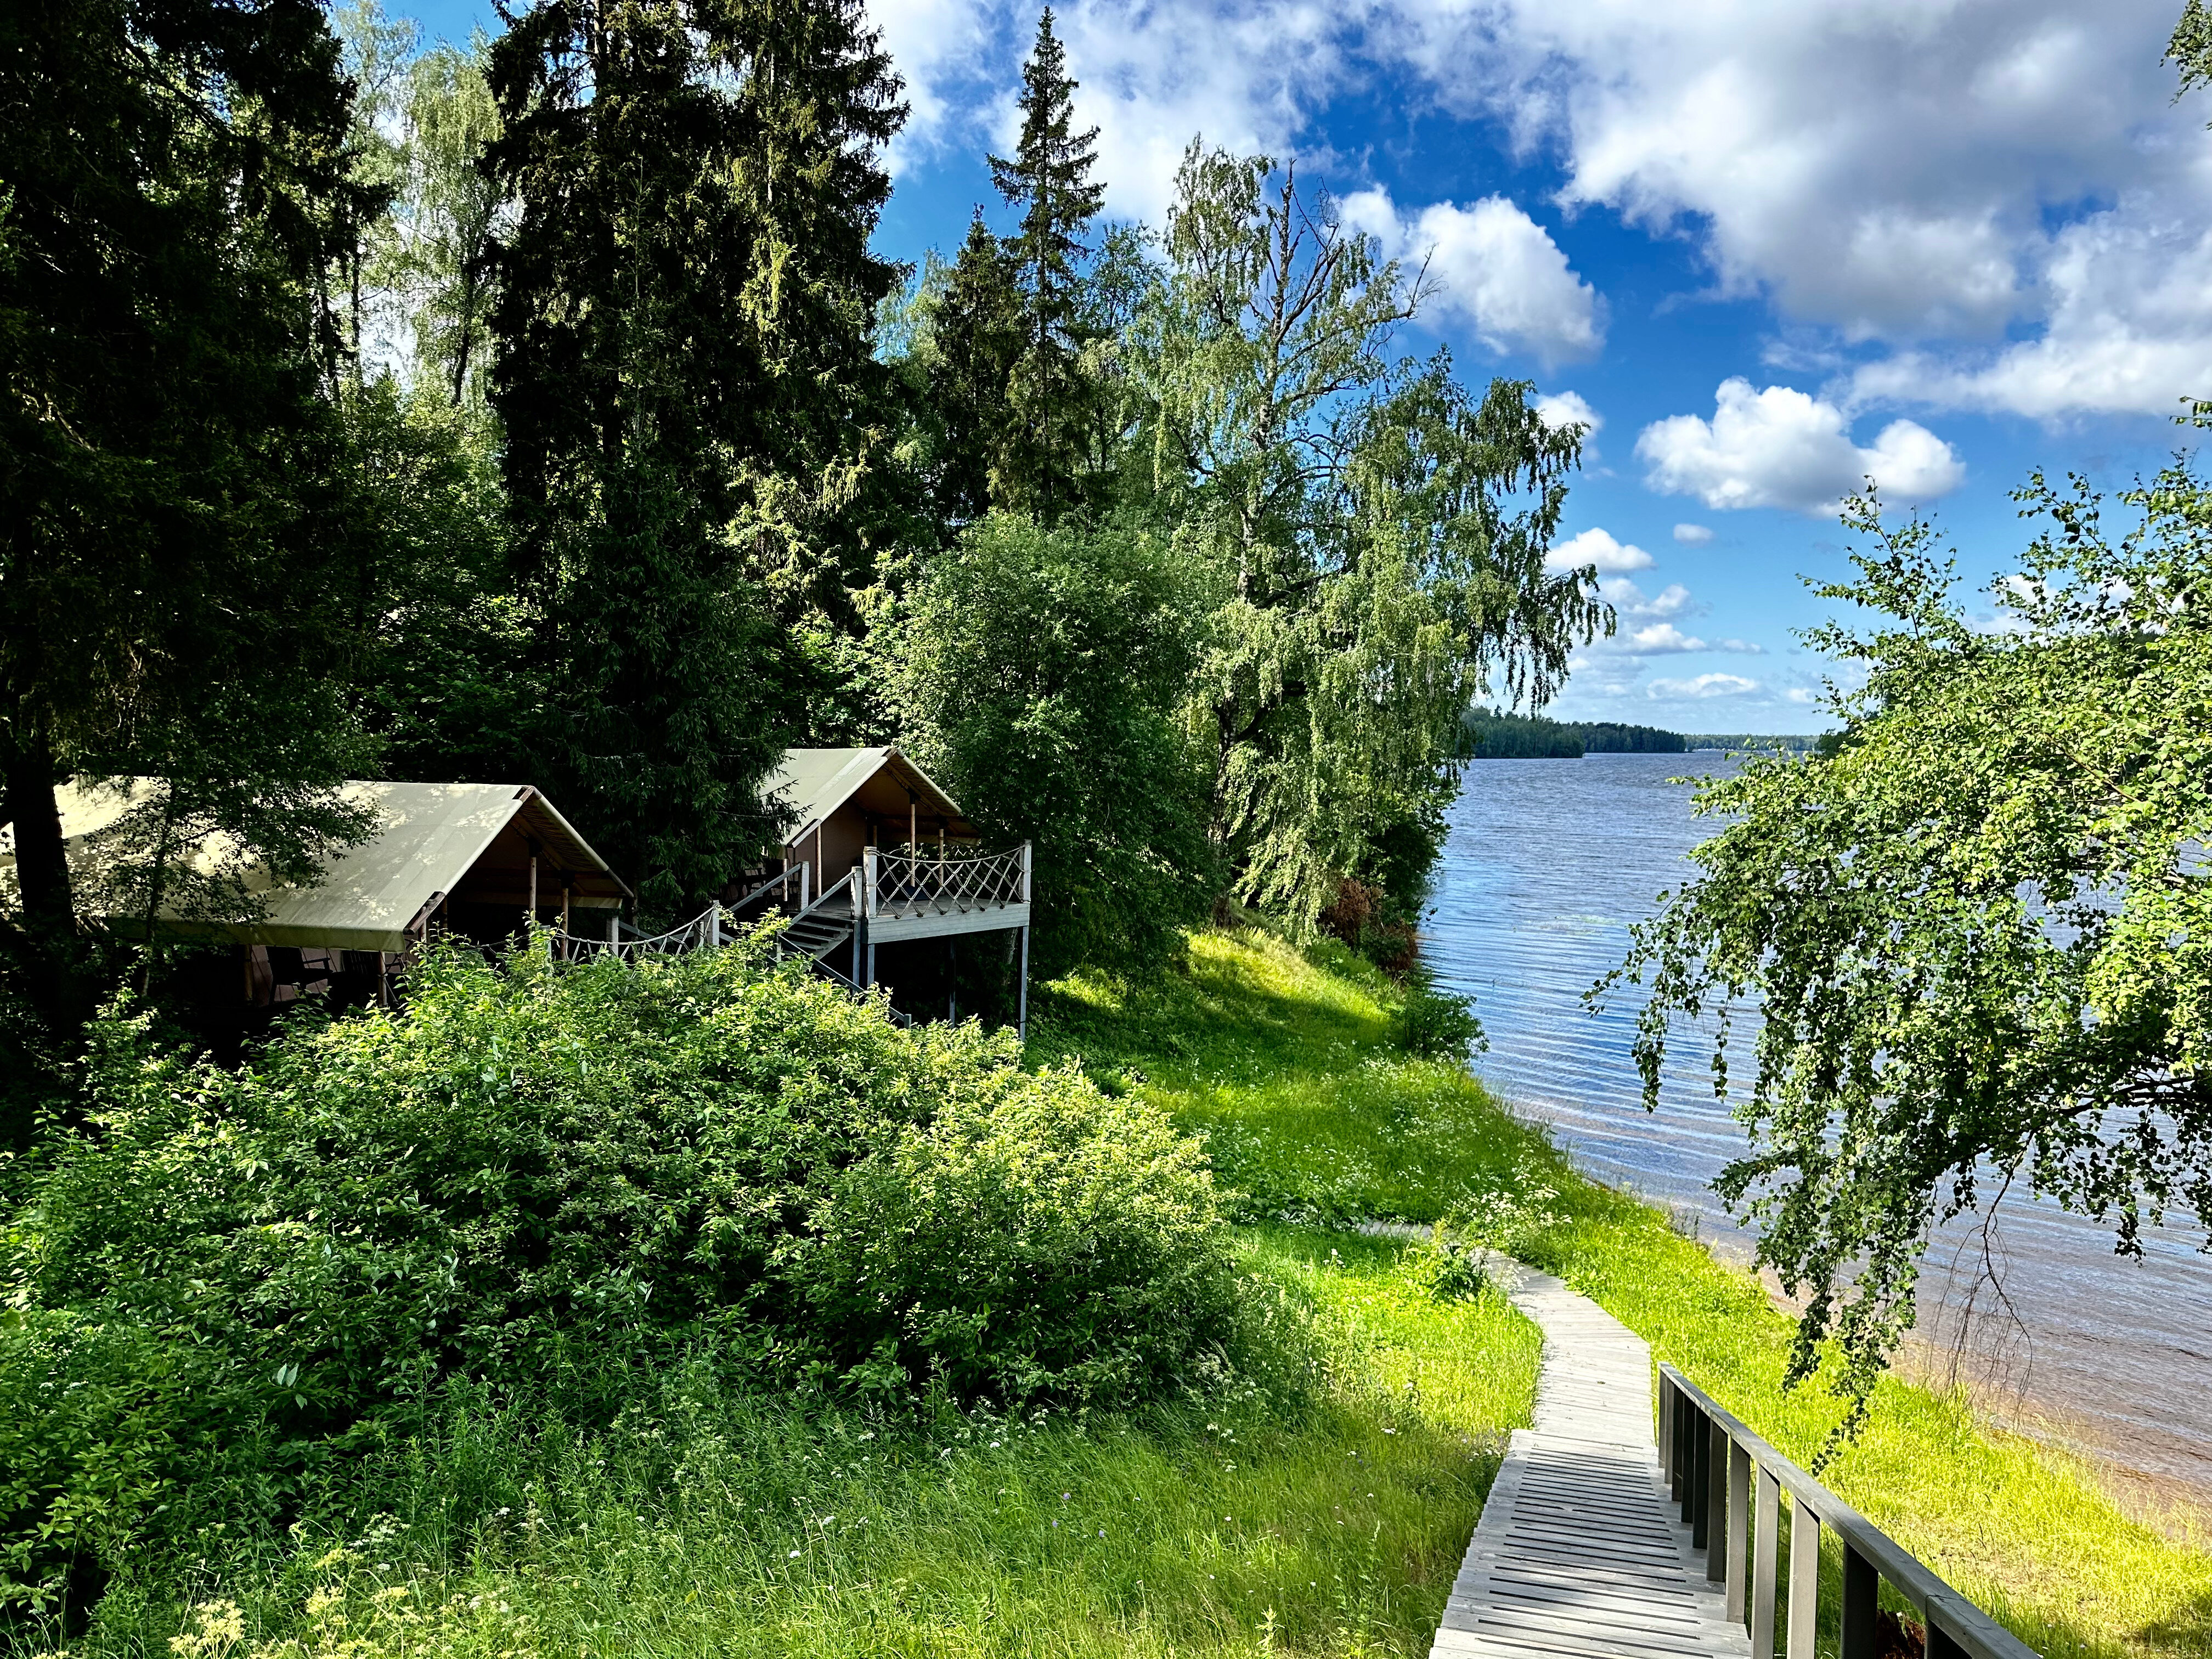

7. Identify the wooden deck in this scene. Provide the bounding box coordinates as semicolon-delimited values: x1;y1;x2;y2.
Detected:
1435;1266;1752;1659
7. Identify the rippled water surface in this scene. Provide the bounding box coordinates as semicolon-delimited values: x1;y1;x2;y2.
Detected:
1424;752;2212;1497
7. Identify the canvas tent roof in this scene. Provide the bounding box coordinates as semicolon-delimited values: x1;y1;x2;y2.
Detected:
764;747;970;840
7;780;629;952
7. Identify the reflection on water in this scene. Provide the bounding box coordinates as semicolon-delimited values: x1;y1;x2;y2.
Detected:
1424;752;2212;1497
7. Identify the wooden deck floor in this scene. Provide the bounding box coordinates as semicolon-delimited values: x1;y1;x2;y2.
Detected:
1434;1266;1752;1659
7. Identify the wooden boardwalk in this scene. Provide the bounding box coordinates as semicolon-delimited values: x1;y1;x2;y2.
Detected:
1434;1265;1753;1659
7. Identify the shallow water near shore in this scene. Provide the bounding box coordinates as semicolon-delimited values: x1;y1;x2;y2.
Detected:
1423;751;2212;1500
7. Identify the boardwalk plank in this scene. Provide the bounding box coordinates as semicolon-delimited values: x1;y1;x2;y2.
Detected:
1427;1266;1752;1659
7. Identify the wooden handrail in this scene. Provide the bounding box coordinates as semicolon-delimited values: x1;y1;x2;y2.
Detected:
1657;1363;2036;1659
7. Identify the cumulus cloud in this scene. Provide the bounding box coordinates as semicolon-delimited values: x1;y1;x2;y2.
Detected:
1342;189;1605;365
1599;577;1691;618
872;0;2212;418
1673;523;1714;544
1534;390;1604;433
1649;672;1760;699
1637;378;1964;514
1546;527;1652;575
1847;210;2212;417
1625;622;1707;652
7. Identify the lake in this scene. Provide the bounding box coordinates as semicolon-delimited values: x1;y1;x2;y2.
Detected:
1424;751;2212;1500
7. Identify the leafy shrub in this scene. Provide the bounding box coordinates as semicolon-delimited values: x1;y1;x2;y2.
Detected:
1397;967;1483;1060
0;935;1239;1609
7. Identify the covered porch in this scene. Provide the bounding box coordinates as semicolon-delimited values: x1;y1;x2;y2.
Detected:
750;747;1034;1030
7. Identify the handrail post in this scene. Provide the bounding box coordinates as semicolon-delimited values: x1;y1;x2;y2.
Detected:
1841;1543;1878;1659
1786;1496;1819;1659
1689;1403;1709;1539
1669;1379;1688;1503
1726;1438;1752;1616
1752;1466;1780;1657
1706;1418;1728;1579
1658;1373;1675;1487
709;900;723;949
1022;839;1032;904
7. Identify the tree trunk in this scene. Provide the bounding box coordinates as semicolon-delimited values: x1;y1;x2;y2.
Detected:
5;714;76;946
1;709;92;1040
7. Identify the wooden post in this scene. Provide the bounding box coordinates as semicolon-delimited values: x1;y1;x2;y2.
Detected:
1786;1497;1819;1659
947;935;956;1022
1657;1375;1673;1488
1839;1543;1877;1659
1752;1468;1780;1658
909;797;917;855
606;912;618;947
527;849;538;932
1726;1440;1752;1617
1707;1420;1729;1581
709;900;723;949
1017;923;1029;1043
855;851;869;986
1688;1404;1708;1536
561;881;572;940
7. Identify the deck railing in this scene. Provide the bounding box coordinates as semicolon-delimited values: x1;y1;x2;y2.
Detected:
864;842;1029;916
1658;1364;2036;1659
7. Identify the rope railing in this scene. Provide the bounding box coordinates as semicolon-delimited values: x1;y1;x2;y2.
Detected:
868;842;1029;915
1658;1364;2036;1659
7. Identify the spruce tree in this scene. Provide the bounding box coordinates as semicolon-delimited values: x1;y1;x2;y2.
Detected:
988;8;1105;522
927;211;1025;524
486;0;906;916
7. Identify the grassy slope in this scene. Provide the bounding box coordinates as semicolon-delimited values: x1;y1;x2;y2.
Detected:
46;927;2212;1658
1038;928;2212;1659
57;1204;1537;1658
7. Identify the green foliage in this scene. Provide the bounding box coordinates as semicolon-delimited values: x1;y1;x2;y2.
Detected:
0;938;1240;1607
885;513;1216;970
396;37;505;407
342;382;534;784
484;0;907;915
0;0;384;924
988;8;1109;522
1395;967;1484;1063
923;213;1027;523
37;1229;1537;1659
1128;146;1610;930
1606;477;2212;1425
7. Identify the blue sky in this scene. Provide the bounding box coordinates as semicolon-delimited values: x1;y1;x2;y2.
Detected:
395;0;2210;733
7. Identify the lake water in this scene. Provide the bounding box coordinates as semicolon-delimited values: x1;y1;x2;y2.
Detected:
1424;752;2212;1500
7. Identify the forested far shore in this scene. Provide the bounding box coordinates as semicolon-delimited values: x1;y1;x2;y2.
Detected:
1459;708;1826;758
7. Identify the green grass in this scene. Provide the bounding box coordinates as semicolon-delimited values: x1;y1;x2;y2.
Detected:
42;1229;1536;1659
35;923;2212;1657
1039;926;2212;1658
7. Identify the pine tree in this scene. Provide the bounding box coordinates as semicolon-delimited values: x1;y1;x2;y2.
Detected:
927;211;1025;524
486;0;906;917
988;8;1105;522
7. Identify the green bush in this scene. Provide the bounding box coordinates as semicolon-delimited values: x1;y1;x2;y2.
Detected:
0;935;1240;1609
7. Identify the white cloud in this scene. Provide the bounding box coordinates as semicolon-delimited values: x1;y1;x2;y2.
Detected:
1649;672;1760;699
1627;622;1707;652
1534;390;1604;434
1847;210;2212;417
1342;189;1605;365
1672;522;1714;544
871;0;2212;419
1637;377;1963;514
1600;577;1691;618
1547;527;1652;575
1379;0;2212;419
